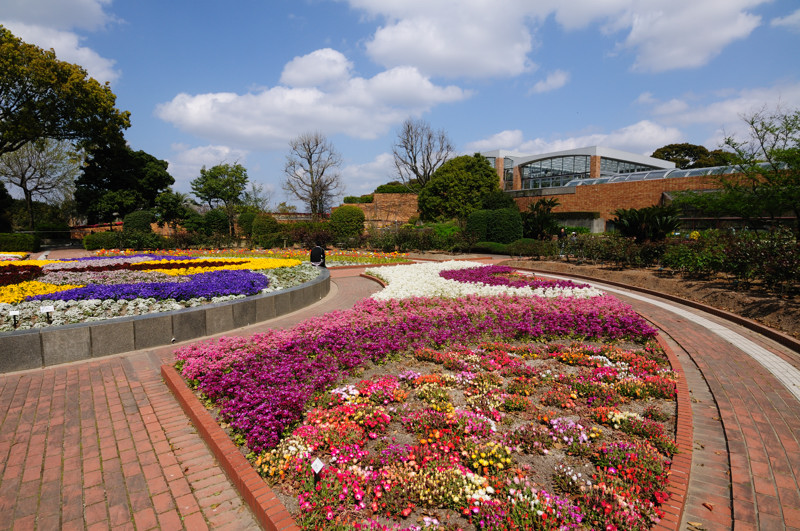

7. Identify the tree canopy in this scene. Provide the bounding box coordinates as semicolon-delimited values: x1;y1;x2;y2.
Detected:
191;163;249;237
671;107;800;232
651;143;734;169
417;153;499;222
0;138;80;229
0;25;130;157
75;143;174;224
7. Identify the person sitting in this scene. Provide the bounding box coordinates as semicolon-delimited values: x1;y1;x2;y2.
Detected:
309;243;326;268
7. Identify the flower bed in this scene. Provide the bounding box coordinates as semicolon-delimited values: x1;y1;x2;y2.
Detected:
0;254;313;331
175;263;676;530
366;262;604;300
97;247;411;266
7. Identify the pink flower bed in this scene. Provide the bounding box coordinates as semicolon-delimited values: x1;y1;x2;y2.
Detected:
175;286;678;530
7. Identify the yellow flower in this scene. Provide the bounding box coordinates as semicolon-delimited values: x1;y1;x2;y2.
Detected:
145;257;301;276
0;281;84;304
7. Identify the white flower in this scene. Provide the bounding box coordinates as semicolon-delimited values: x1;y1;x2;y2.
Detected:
366;261;603;300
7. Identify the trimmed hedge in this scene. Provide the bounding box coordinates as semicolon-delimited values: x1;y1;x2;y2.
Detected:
330;205;365;241
466;208;523;244
343;195;374;204
83;231;122;250
0;233;40;252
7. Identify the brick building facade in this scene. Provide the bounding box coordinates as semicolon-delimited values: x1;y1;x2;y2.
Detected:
481;146;736;230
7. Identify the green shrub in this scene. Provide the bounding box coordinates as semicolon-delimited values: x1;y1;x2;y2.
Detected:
522;198;560;239
506;238;558;260
123;210;154;234
481;191;516;210
472;241;509;254
487;208;523;244
83;231;121;251
251;213;282;248
465;209;491;241
35;222;71;240
343;195;374;204
611;205;681;242
285;221;332;248
121;231;167;250
366;230;397;252
661;232;727;277
237;211;257;239
0;233;40;252
330;205;366;241
375;182;412;194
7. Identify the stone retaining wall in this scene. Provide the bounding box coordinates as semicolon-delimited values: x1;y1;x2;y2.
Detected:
0;269;330;373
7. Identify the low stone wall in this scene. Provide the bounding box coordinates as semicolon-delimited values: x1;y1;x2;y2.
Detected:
0;269;330;373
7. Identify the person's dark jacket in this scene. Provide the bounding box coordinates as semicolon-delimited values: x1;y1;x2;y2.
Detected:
310;246;326;267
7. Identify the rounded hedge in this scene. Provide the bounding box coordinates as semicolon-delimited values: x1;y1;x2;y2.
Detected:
330;205;365;240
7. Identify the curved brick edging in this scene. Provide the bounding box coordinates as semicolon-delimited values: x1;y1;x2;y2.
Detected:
161;365;300;531
0;269;330;373
654;334;694;531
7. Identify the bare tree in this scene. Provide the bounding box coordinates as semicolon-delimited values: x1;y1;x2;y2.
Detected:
0;138;80;229
392;118;454;192
283;132;343;219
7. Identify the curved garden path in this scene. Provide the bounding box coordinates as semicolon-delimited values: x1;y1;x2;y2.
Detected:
1;251;799;530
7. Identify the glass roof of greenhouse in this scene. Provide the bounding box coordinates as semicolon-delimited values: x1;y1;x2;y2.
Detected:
562;162;778;187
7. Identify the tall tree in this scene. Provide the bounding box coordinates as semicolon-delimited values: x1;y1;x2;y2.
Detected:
417;153;499;223
722;106;800;232
239;182;272;213
651;143;736;169
283;132;343;219
392;118;454;192
0;139;80;229
154;190;193;235
0;26;130;157
0;182;13;232
75;144;174;224
190;163;249;237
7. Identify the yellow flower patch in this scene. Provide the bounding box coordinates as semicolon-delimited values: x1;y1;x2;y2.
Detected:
0;259;74;268
0;281;84;304
144;257;302;276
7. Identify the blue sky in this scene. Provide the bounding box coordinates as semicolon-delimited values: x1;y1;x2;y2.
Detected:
3;0;800;207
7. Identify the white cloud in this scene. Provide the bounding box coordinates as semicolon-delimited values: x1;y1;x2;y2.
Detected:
771;9;800;32
530;70;570;94
166;144;250;191
1;21;120;83
469;120;682;157
652;98;690;115
156;50;470;150
464;130;525;153
340;152;396;196
346;0;767;77
0;0;113;31
280;48;353;88
617;0;764;72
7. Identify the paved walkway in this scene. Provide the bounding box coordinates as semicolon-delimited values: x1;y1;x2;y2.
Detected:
2;253;799;530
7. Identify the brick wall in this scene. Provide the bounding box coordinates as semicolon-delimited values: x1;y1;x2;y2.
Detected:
515;175;726;221
349;193;420;227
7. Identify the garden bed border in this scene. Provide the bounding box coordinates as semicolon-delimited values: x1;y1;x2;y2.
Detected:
0;269;330;373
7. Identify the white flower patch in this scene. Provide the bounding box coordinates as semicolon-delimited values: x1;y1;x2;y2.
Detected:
366;261;604;300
